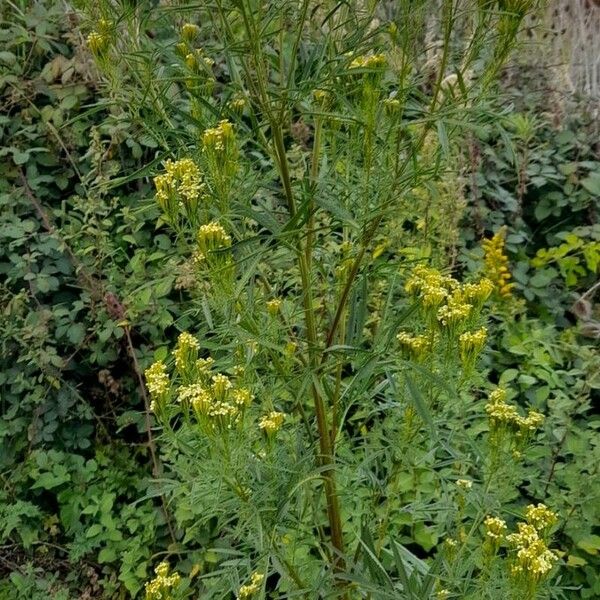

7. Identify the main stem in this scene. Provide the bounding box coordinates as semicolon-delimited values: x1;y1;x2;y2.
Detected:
272;121;346;574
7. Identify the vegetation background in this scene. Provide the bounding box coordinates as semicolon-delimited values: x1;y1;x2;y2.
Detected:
0;0;598;598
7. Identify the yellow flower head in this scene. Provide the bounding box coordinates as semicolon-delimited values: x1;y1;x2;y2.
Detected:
437;297;472;327
181;22;200;42
525;504;557;531
203;119;235;152
259;411;285;435
197;222;232;256
266;298;282;316
232;387;253;407
145;562;181;600
507;522;558;580
461;278;494;306
87;31;109;55
456;478;473;490
459;327;487;365
484;516;507;541
313;89;330;105
153;158;204;224
397;331;433;361
237;572;264;600
349;53;386;69
482;227;514;299
383;97;401;114
145;362;169;400
228;97;247;112
211;373;233;401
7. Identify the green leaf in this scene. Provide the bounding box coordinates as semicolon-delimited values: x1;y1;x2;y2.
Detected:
581;173;600;195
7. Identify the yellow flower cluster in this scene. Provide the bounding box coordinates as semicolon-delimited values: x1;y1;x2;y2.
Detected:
87;32;109;55
145;361;169;410
482;227;514;298
459;327;487;364
185;49;214;72
266;298;282;316
405;265;452;307
313;89;329;105
405;265;491;332
456;479;473;490
484;516;508;541
228;97;247;112
349;53;386;69
397;331;433;361
258;411;285;435
525;503;558;531
507;521;558;579
144;562;181;600
173;331;200;373
181;368;253;428
485;387;545;435
237;572;264;599
154;158;204;216
86;19;112;56
460;278;494;308
181;22;200;42
203;119;235;152
197;222;232;258
383;97;401;114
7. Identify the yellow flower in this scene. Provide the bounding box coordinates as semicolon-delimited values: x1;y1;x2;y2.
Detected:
397;331;433;360
237;572;264;599
485;386;545;438
266;298;282;316
484;516;507;540
482;227;514;299
383;97;401;114
203;119;235;152
145;562;181;600
145;362;169;400
259;411;285;435
177;383;209;408
459;327;487;365
488;387;507;405
232;387;253;407
197;222;232;256
228;97;247;112
153;158;204;224
86;31;109;55
181;22;200;42
173;331;200;371
437;297;472;327
461;278;494;305
525;503;557;531
520;409;544;432
211;373;233;401
456;479;473;490
507;522;558;580
349;53;386;69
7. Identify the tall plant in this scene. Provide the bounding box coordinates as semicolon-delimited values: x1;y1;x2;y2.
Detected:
79;1;561;597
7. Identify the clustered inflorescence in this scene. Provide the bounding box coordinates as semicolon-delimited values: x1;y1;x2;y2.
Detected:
398;264;493;366
482;227;514;299
485;387;545;439
144;332;286;437
483;504;558;582
153;158;205;226
349;53;386;69
86;19;112;56
203;119;235;152
144;562;181;600
237;572;264;599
